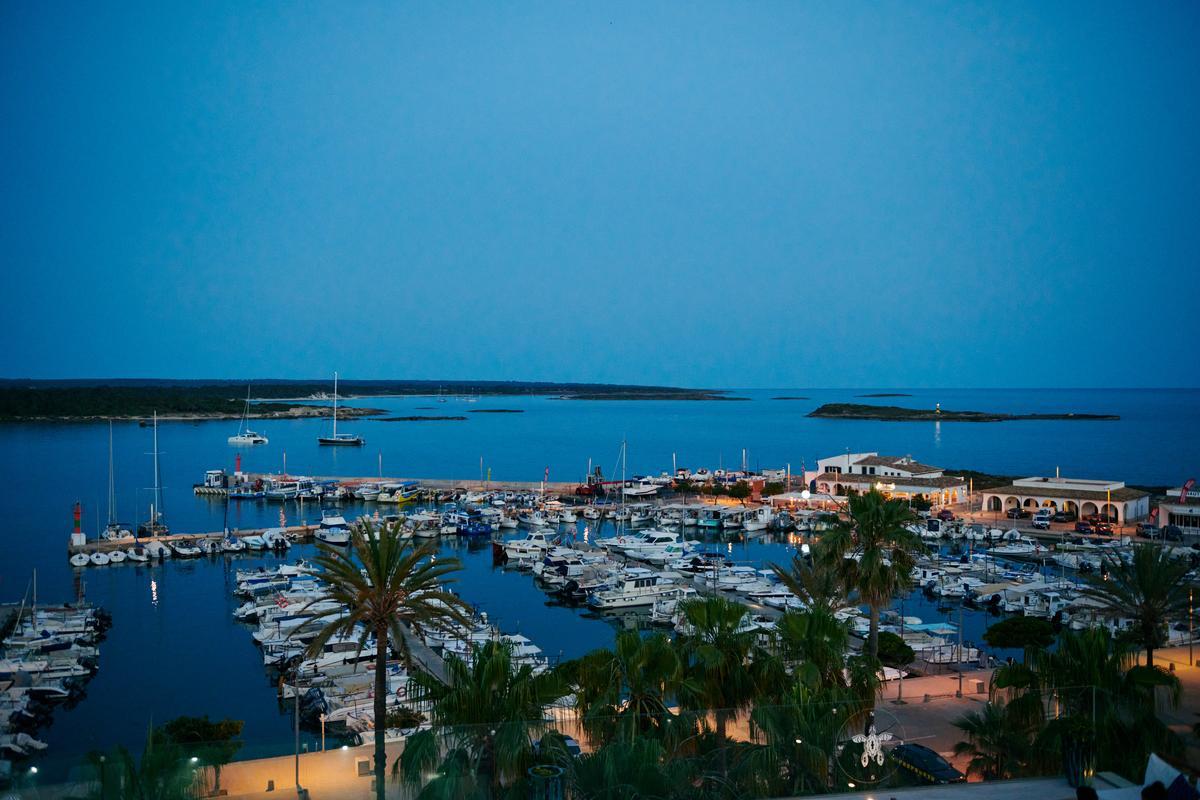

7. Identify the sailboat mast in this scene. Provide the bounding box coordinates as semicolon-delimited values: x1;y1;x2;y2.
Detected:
107;421;116;525
332;372;338;438
152;411;162;524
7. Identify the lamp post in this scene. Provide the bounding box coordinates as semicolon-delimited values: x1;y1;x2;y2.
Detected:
894;599;907;705
320;713;326;752
295;687;303;797
1190;588;1194;668
955;603;964;699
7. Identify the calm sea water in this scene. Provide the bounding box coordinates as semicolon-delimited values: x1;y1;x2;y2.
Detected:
2;388;1196;773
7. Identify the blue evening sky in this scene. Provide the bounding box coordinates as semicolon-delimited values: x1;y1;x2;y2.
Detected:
2;2;1197;388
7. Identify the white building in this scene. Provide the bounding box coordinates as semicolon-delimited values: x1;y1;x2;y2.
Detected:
1156;483;1200;534
807;452;968;506
980;476;1150;524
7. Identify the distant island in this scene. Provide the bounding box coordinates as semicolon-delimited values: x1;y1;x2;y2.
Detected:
771;396;810;401
808;403;1119;422
374;415;467;422
0;379;725;420
857;393;913;398
469;409;524;413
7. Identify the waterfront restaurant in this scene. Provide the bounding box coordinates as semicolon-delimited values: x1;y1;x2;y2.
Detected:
980;476;1150;524
807;452;968;506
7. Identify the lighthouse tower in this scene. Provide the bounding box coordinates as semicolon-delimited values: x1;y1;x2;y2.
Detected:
71;502;87;548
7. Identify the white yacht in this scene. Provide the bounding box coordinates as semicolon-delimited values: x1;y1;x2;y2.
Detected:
503;530;557;560
228;385;269;445
587;570;682;610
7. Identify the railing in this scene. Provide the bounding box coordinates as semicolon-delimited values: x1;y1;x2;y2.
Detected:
8;686;1172;800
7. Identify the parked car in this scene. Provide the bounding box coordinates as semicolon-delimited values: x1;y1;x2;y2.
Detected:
937;509;955;522
1033;518;1051;530
1136;522;1160;538
1163;525;1184;542
1074;521;1093;534
1006;508;1030;519
1093;522;1114;535
891;742;965;785
1053;511;1077;523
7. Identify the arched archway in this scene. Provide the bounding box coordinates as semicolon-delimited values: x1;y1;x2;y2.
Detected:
1081;501;1099;518
1023;498;1039;508
1005;496;1019;510
987;496;1002;512
1063;500;1078;514
1101;503;1120;523
1042;500;1058;508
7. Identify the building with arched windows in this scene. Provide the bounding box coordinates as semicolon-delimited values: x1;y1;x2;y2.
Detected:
979;476;1149;523
807;452;968;506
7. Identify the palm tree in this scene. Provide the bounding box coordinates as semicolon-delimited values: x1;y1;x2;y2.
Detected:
744;678;860;797
674;596;772;776
567;630;686;745
399;640;566;797
770;553;851;615
1081;543;1192;666
814;489;924;662
567;737;699;800
992;626;1184;780
771;607;854;694
304;519;473;800
952;701;1033;780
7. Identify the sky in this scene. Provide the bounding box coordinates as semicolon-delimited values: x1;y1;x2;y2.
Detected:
1;2;1197;388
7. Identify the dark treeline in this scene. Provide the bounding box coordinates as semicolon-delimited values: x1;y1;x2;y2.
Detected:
0;380;721;419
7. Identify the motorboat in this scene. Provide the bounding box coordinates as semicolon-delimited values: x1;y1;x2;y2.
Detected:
242;535;268;551
171;541;203;558
126;545;150;562
588;570;682;610
503;530;557;560
143;540;172;559
622;479;659;498
221;535;247;553
261;528;292;550
316;527;351;546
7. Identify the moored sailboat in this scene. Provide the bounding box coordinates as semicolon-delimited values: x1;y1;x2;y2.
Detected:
317;372;364;446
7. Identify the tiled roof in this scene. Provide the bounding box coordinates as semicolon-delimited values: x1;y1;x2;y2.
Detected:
983;484;1148;502
853;455;942;475
815;471;967;489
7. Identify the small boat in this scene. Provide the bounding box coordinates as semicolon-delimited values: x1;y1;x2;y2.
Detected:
318;372;365;446
242;535;268;551
144;540;172;559
171;541;203;558
221;535;247;553
315;528;351;546
228;385;269;445
107;549;127;564
88;551;110;566
262;529;292;550
126;546;150;562
69;553;90;568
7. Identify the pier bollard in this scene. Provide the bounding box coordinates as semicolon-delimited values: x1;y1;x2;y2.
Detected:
266;780;274;792
923;693;931;703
